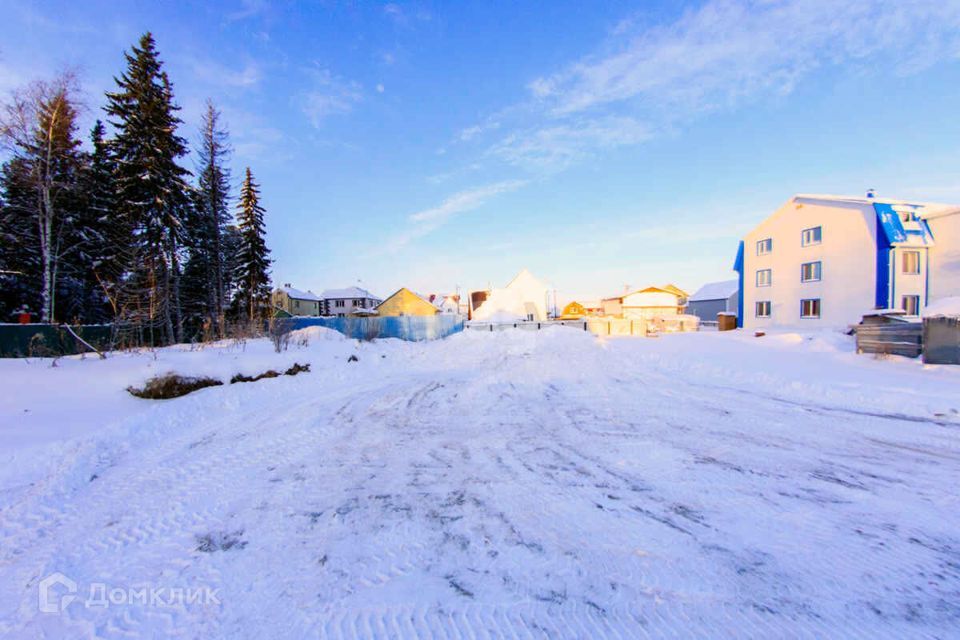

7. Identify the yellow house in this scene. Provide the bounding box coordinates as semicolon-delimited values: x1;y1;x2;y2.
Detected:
376;288;440;317
559;301;587;319
661;283;689;307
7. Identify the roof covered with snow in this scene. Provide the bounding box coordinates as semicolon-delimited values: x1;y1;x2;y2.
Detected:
923;296;960;317
794;193;960;218
689;279;739;302
320;286;381;300
276;286;321;301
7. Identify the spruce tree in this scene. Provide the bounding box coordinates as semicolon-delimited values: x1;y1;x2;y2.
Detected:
83;120;121;315
0;158;41;320
190;100;232;337
104;32;191;345
69;120;117;322
233;167;271;324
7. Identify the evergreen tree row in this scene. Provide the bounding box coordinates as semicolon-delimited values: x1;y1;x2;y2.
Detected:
0;32;272;345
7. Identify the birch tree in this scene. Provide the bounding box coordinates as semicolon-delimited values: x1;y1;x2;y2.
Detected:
0;72;84;323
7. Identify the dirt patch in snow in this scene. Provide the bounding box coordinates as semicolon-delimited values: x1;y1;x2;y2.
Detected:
127;374;223;399
230;362;311;384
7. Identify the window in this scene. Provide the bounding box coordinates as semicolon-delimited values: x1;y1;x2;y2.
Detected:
801;261;822;282
335;300;345;308
801;226;822;246
801;298;821;319
756;269;772;287
755;301;771;318
295;300;301;310
902;251;920;274
353;299;362;306
756;238;772;256
902;295;920;316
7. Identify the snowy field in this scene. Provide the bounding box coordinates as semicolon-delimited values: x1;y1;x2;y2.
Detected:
1;326;958;638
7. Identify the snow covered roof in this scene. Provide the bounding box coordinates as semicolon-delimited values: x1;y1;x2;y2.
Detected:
276;286;321;302
690;279;739;302
794;193;960;218
923;296;960;317
505;268;547;292
613;286;681;300
320;286;380;300
661;284;689;298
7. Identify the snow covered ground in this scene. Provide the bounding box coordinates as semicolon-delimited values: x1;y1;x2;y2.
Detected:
1;327;958;638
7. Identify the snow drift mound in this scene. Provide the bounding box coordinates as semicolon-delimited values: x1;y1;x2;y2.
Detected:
288;326;347;344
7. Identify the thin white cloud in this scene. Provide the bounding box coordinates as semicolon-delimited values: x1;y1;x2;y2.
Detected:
530;0;960;117
395;0;960;255
460;0;960;175
489;116;651;171
383;3;431;27
302;68;363;127
188;58;263;89
409;179;527;223
388;179;528;251
228;0;270;22
457;120;500;142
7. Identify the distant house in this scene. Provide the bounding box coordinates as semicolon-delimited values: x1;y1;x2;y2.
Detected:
603;286;685;319
320;287;382;318
472;269;549;322
660;284;690;308
580;300;603;316
376;288;440;317
272;284;322;316
427;293;463;315
559;300;602;319
559;301;587;319
687;280;739;322
734;193;960;329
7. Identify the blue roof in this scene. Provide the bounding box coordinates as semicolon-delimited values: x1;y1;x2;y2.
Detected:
873;203;933;246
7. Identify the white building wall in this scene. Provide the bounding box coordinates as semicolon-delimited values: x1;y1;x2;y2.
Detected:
742;199;877;330
927;211;960;300
889;246;929;315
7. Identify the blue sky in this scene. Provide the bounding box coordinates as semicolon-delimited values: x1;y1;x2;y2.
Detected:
2;0;960;301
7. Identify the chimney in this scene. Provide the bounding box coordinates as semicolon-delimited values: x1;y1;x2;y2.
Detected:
284;282;291;288
866;189;876;199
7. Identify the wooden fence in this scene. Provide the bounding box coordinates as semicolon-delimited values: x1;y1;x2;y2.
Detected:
854;322;923;358
922;316;960;364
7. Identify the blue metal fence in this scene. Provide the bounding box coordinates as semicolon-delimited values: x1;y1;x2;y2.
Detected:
284;315;464;341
